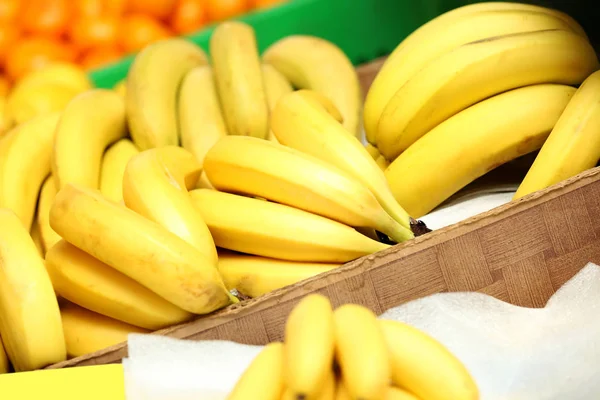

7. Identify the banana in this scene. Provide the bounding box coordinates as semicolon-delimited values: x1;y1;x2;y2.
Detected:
336;381;419;400
271;90;413;232
380;319;478;400
263;35;361;136
363;6;587;144
46;240;194;330
13;62;92;94
179;66;228;166
284;369;336;400
262;63;293;143
6;82;79;126
333;304;391;400
0;112;61;229
0;336;8;374
210;21;268;139
365;143;381;160
99;139;140;203
37;175;62;253
375;155;389;171
515;70;600;199
190;189;390;263
284;294;335;400
50;184;232;314
127;38;209;150
204;136;412;242
385;84;575;218
123;146;218;264
30;216;44;256
0;209;66;371
377;29;598;160
61;302;149;359
53;89;128;190
227;342;285;400
196;172;216;190
113;79;127;98
218;250;340;297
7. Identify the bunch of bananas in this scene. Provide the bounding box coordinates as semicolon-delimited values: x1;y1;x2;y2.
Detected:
0;19;413;372
364;2;600;218
228;294;478;400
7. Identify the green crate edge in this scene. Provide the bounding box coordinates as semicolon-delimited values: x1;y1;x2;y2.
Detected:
89;0;487;89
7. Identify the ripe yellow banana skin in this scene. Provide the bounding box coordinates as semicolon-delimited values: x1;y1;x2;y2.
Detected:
377;28;598;159
283;369;335;400
179;65;228;166
13;62;92;94
271;90;413;232
364;6;586;145
333;304;391;400
0;209;66;371
227;342;285;400
0;337;8;374
61;302;148;359
515;70;600;199
191;189;390;263
100;139;140;203
38;175;62;253
30;216;44;256
210;21;268;139
50;184;232;314
127;38;208;150
365;143;381;160
385;84;575;218
0;112;60;229
375;155;389;171
46;240;194;330
204;136;412;243
123;146;218;264
284;294;335;400
336;381;419;400
262;63;293;143
263;35;361;137
218;250;339;298
380;319;478;400
53;89;128;190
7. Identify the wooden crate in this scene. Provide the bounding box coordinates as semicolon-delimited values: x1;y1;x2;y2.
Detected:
48;58;600;369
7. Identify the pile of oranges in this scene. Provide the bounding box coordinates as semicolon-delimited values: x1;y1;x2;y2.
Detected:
0;0;286;88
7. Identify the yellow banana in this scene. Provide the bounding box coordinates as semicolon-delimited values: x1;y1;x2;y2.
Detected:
365;143;381;160
284;294;335;400
0;336;8;374
14;62;92;94
179;65;228;166
283;369;336;400
0;112;61;229
61;302;148;359
196;172;216;190
333;304;391;400
99;139;140;203
271;90;413;232
364;6;586;145
113;79;127;98
123;146;218;264
53;89;128;190
127;38;208;150
385;84;575;218
37;175;62;253
218;250;339;298
380;319;478;400
263;35;361;136
204;136;412;242
375;155;389;171
46;240;194;330
336;381;419;400
210;21;268;139
227;342;285;400
0;209;66;371
30;216;44;256
515;70;600;199
262;63;293;143
6;82;79;126
377;29;598;159
191;189;390;263
49;184;232;314
0;95;12;138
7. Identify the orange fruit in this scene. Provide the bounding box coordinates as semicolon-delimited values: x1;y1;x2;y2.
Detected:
205;0;249;22
170;0;207;35
105;0;127;15
120;13;171;53
127;0;177;20
20;0;70;37
251;0;287;9
0;76;11;97
0;0;20;22
5;37;76;81
73;0;104;17
0;25;20;65
80;46;123;70
69;15;121;51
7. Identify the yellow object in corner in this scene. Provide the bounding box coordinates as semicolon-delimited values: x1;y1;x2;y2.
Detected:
0;364;125;400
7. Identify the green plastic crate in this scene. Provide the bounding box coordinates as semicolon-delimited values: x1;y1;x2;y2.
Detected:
89;0;462;88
